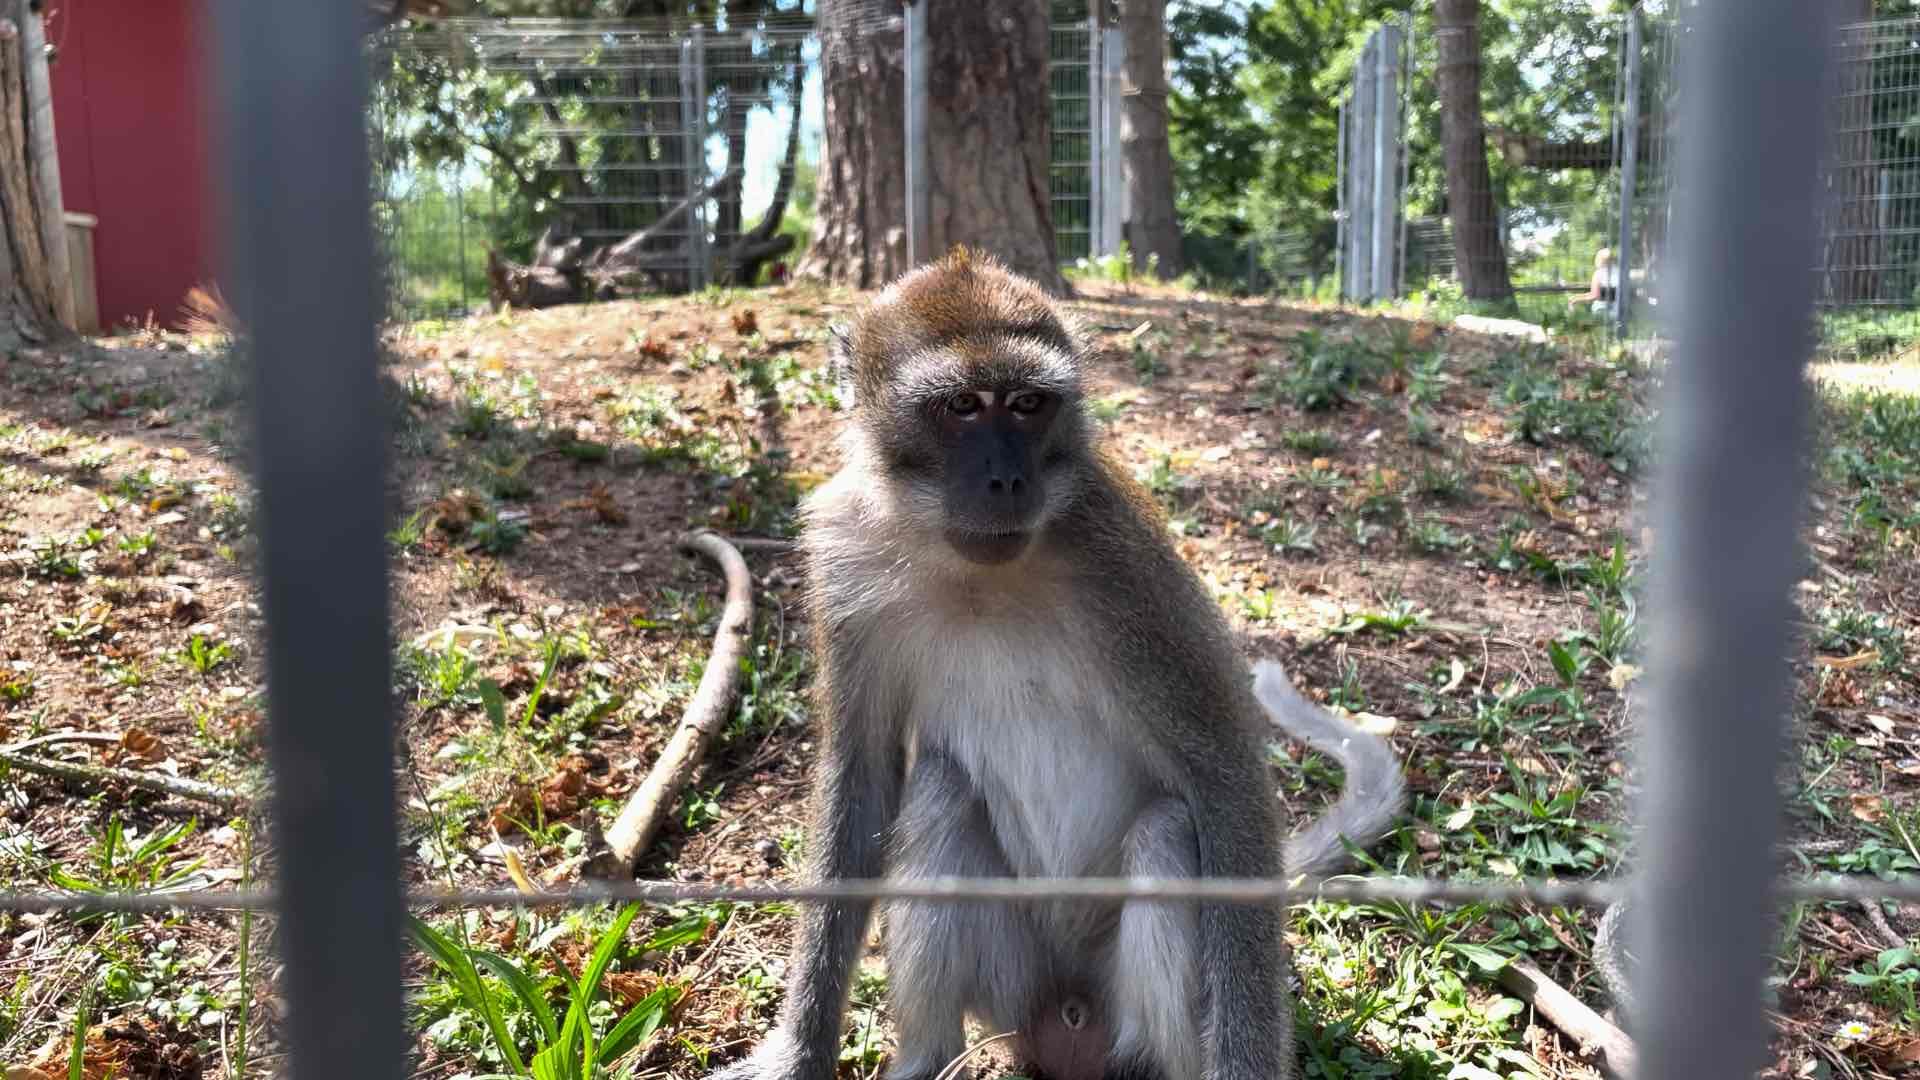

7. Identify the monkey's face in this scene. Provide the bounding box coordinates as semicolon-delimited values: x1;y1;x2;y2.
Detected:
918;368;1073;565
833;251;1090;568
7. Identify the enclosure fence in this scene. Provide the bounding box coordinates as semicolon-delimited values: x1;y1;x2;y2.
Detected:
0;1;1903;1079
1348;4;1920;358
371;5;1124;321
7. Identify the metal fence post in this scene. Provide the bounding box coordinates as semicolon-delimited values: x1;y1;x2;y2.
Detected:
1370;23;1400;303
1335;98;1346;299
1099;18;1125;259
1632;1;1837;1077
678;37;696;289
693;25;709;291
211;0;404;1078
904;0;930;267
1348;35;1376;303
1614;6;1642;337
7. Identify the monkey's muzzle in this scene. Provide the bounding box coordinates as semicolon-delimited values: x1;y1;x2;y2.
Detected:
944;528;1030;565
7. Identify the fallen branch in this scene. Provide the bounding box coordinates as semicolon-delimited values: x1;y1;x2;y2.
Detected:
1;748;244;810
1497;957;1637;1077
726;535;798;555
586;530;755;881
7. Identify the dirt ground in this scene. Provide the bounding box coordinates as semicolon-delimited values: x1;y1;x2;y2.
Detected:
1;279;1916;1080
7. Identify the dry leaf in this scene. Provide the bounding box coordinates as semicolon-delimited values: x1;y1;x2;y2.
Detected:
119;727;167;763
1850;794;1887;824
1440;657;1467;694
730;309;759;335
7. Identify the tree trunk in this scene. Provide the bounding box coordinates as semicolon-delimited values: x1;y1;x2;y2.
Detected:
1119;0;1182;278
1435;0;1512;302
0;8;66;348
803;0;1065;294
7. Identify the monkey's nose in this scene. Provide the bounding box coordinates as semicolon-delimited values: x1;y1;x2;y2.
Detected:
987;473;1027;496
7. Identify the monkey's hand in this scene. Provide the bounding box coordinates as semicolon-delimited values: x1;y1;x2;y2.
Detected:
706;1028;834;1080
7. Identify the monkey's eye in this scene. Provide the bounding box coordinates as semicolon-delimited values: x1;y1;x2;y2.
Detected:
946;393;983;417
1007;391;1047;415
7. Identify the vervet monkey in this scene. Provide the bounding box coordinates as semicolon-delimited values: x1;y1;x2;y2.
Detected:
714;250;1405;1080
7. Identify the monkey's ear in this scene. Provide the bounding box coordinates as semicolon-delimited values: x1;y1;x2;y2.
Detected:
827;324;857;408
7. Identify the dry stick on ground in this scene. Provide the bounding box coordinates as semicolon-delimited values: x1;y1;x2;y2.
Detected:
1497;957;1637;1077
0;748;244;810
586;530;755;881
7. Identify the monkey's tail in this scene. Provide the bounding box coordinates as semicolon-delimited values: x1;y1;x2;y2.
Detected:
1252;660;1407;880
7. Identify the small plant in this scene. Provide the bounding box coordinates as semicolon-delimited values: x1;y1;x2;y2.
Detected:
29;535;82;579
1845;945;1919;1023
0;671;34;703
1261;515;1318;556
1279;428;1338;455
117;531;158;557
49;818;201;896
1581;588;1639;664
388;508;429;552
410;903;680;1080
176;634;233;676
682;785;725;830
1415;461;1465;501
469;508;528;555
1239;589;1282;624
1408;517;1466;554
1131;338;1167;384
476;447;535;501
1256;331;1378;411
452;392;503;439
1331;599;1426;638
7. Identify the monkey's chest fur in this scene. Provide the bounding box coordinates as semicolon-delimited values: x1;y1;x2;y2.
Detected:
885;605;1153;881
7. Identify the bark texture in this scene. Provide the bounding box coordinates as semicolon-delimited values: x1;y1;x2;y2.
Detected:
0;9;64;349
1119;0;1182;278
1435;0;1513;302
804;0;1065;294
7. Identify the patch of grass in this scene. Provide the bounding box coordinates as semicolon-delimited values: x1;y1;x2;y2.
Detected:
1254;330;1381;411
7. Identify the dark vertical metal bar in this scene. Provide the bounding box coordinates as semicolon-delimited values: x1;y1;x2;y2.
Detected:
211;3;405;1080
1632;2;1836;1078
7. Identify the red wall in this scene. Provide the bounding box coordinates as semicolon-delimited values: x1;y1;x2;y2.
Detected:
46;0;213;331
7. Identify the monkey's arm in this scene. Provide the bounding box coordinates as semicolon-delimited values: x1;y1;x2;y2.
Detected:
720;666;904;1080
1192;768;1290;1080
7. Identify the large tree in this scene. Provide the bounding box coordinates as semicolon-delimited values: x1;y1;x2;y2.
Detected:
1120;0;1183;277
1434;0;1512;301
0;0;71;344
803;0;1064;293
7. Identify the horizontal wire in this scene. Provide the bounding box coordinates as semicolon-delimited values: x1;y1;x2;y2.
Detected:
1;873;1915;916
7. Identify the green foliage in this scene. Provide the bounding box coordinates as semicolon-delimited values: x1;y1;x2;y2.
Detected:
410;903;682;1080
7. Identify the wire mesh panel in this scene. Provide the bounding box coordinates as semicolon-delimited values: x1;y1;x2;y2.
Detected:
1050;0;1098;265
1818;16;1920;356
369;15;815;319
